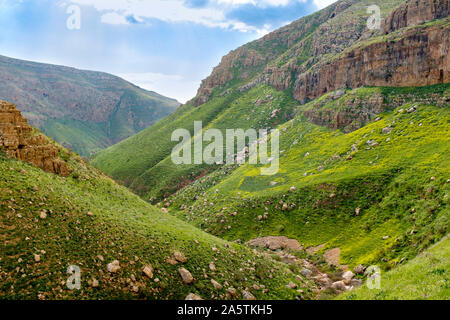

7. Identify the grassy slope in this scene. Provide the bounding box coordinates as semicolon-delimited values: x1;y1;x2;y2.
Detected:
0;147;316;300
0;55;179;156
166;86;449;271
339;236;449;300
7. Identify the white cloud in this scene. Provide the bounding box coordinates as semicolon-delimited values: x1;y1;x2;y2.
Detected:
313;0;338;9
69;0;282;34
100;12;129;25
118;72;200;103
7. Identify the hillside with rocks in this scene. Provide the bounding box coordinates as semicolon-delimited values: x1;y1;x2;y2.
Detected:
0;102;327;300
91;0;449;300
0;55;179;156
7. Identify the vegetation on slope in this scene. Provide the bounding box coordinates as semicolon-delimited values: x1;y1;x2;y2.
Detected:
339;236;449;300
0;139;317;300
165;86;449;272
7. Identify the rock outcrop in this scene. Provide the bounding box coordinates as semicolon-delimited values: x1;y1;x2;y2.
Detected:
384;0;449;33
0;100;70;176
291;22;449;103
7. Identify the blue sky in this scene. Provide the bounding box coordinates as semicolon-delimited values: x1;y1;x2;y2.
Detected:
0;0;337;102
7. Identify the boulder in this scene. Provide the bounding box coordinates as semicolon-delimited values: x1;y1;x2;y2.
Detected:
178;268;194;284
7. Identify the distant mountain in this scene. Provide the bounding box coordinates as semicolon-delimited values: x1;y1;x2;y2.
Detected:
0;55;179;156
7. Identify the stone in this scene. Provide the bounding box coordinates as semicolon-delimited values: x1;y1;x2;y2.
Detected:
178;268;194;284
300;269;312;278
211;279;223;290
91;278;99;288
286;281;297;289
242;290;256;300
143;265;154;279
209;263;216;271
39;211;47;219
34;254;41;262
161;208;168;213
107;260;121;273
289;186;296;192
185;293;202;300
174;251;187;263
331;280;348;292
350;279;363;287
226;287;237;298
342;271;354;281
355;207;361;215
353;265;366;275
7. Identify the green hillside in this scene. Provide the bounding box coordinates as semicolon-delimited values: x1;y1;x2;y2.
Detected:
0;141;316;300
0;55;179;156
339;236;449;300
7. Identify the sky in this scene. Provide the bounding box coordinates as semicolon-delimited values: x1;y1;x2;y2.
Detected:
0;0;337;103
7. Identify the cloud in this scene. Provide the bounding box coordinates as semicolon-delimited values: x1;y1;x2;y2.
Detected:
313;0;337;9
100;12;129;25
69;0;295;34
118;72;200;103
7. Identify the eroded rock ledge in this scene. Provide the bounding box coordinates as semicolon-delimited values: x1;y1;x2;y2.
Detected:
0;100;70;176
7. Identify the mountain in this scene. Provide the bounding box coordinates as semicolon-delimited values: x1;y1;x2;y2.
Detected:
0;55;180;156
0;100;317;300
93;0;448;198
91;0;449;297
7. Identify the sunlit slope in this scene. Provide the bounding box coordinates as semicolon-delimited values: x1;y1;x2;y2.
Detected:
0;147;316;300
166;88;449;270
339;236;449;300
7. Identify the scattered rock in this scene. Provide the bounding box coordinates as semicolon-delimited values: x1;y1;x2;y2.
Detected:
286;281;297;289
301;269;312;278
211;279;223;290
34;254;41;262
226;287;237;298
185;293;202;300
174;251;187;263
107;260;121;273
143;265;154;279
355;207;361;215
91;278;99;288
178;268;194;284
209;263;216;271
289;186;296;192
342;271;354;281
242;290;256;300
331;280;349;292
353;265;366;275
39;211;47;219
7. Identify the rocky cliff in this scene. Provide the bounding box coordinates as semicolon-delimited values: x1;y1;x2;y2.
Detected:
190;0;448;108
291;21;449;103
384;0;449;33
0;100;70;176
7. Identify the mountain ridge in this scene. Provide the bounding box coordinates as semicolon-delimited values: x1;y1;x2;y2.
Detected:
0;54;180;156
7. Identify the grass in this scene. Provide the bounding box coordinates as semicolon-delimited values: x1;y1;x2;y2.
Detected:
0;142;317;300
165;87;449;271
339;236;450;300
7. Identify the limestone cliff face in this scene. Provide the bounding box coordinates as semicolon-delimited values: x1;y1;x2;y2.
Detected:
190;0;357;106
384;0;449;33
190;0;448;111
0;100;70;176
291;22;449;103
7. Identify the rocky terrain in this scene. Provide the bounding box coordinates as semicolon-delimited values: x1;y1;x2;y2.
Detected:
0;55;179;156
92;0;449;300
1;0;448;300
0;100;69;176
